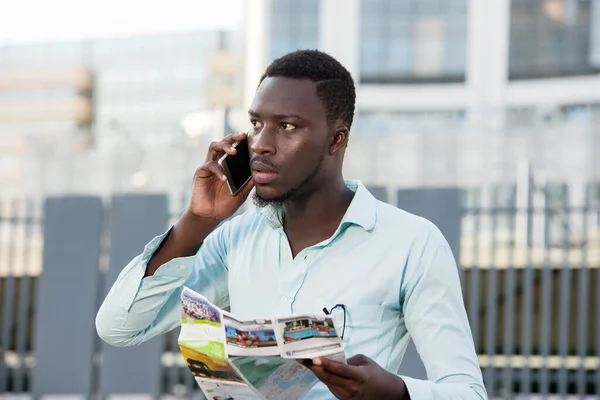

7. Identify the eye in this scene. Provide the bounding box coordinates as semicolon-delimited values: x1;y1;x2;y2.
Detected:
280;122;296;131
250;119;263;128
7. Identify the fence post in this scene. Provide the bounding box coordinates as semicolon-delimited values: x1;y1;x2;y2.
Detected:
395;188;463;381
32;196;103;399
98;194;169;399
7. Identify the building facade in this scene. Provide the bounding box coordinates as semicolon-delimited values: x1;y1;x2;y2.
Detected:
243;0;600;195
0;30;242;196
1;1;599;200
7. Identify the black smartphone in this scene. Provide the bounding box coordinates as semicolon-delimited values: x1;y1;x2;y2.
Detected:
217;137;252;195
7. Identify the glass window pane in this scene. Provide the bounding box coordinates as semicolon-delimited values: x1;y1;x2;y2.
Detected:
359;0;467;83
509;0;600;79
269;0;319;60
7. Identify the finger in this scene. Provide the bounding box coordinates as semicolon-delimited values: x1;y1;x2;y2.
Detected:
303;360;358;398
207;130;249;160
208;141;237;160
226;131;248;142
307;364;355;389
347;354;371;366
218;131;248;149
313;357;362;380
204;161;227;181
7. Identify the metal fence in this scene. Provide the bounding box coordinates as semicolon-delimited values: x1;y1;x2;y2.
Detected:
0;197;43;394
0;181;598;399
460;181;600;398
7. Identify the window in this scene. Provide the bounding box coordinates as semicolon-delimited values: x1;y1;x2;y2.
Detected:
353;110;466;136
269;0;319;60
509;0;600;79
359;0;467;84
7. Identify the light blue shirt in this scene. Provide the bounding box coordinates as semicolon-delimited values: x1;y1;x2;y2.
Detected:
96;180;487;399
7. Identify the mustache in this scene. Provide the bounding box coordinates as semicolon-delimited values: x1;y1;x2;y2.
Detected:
250;156;277;169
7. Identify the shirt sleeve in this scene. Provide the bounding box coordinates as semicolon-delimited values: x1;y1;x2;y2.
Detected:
95;221;231;347
399;230;487;400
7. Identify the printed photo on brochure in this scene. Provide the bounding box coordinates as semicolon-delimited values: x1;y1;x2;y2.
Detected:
178;286;348;400
274;315;343;359
223;312;279;357
180;340;246;385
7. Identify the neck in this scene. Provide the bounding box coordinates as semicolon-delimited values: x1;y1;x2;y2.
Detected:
282;178;355;235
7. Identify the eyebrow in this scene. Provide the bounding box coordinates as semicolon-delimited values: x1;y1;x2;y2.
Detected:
248;110;305;120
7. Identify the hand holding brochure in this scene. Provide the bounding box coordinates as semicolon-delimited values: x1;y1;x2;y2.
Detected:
178;287;347;400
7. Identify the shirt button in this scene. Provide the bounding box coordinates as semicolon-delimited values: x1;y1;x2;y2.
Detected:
282;253;289;260
281;295;288;303
179;265;185;271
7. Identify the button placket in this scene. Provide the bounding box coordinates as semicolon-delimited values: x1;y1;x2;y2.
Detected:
277;231;295;312
278;230;292;264
278;236;322;313
288;249;324;313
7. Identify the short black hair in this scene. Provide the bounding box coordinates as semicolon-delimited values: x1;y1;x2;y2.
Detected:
259;49;356;129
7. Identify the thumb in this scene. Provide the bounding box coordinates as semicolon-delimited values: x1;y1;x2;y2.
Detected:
347;354;371;366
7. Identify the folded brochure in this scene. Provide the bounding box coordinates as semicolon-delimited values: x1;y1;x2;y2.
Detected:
178;286;347;400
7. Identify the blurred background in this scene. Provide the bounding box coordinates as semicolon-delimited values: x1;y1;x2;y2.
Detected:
0;0;599;399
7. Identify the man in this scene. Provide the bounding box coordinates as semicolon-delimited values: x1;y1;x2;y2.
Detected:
96;50;486;400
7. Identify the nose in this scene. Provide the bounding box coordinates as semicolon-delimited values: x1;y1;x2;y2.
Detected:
250;126;276;156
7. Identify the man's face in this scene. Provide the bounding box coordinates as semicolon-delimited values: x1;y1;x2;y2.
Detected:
247;77;331;206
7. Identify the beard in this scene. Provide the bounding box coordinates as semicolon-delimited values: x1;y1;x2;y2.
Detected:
252;154;324;208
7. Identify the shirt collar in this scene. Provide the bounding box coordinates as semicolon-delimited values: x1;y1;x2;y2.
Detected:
258;180;378;232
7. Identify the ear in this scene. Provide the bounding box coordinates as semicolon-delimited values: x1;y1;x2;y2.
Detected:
329;125;349;156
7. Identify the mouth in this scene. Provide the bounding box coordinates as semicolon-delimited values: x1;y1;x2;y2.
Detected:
251;161;278;184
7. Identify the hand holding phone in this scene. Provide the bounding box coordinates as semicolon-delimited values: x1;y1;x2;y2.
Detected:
187;131;254;222
218;136;252;196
